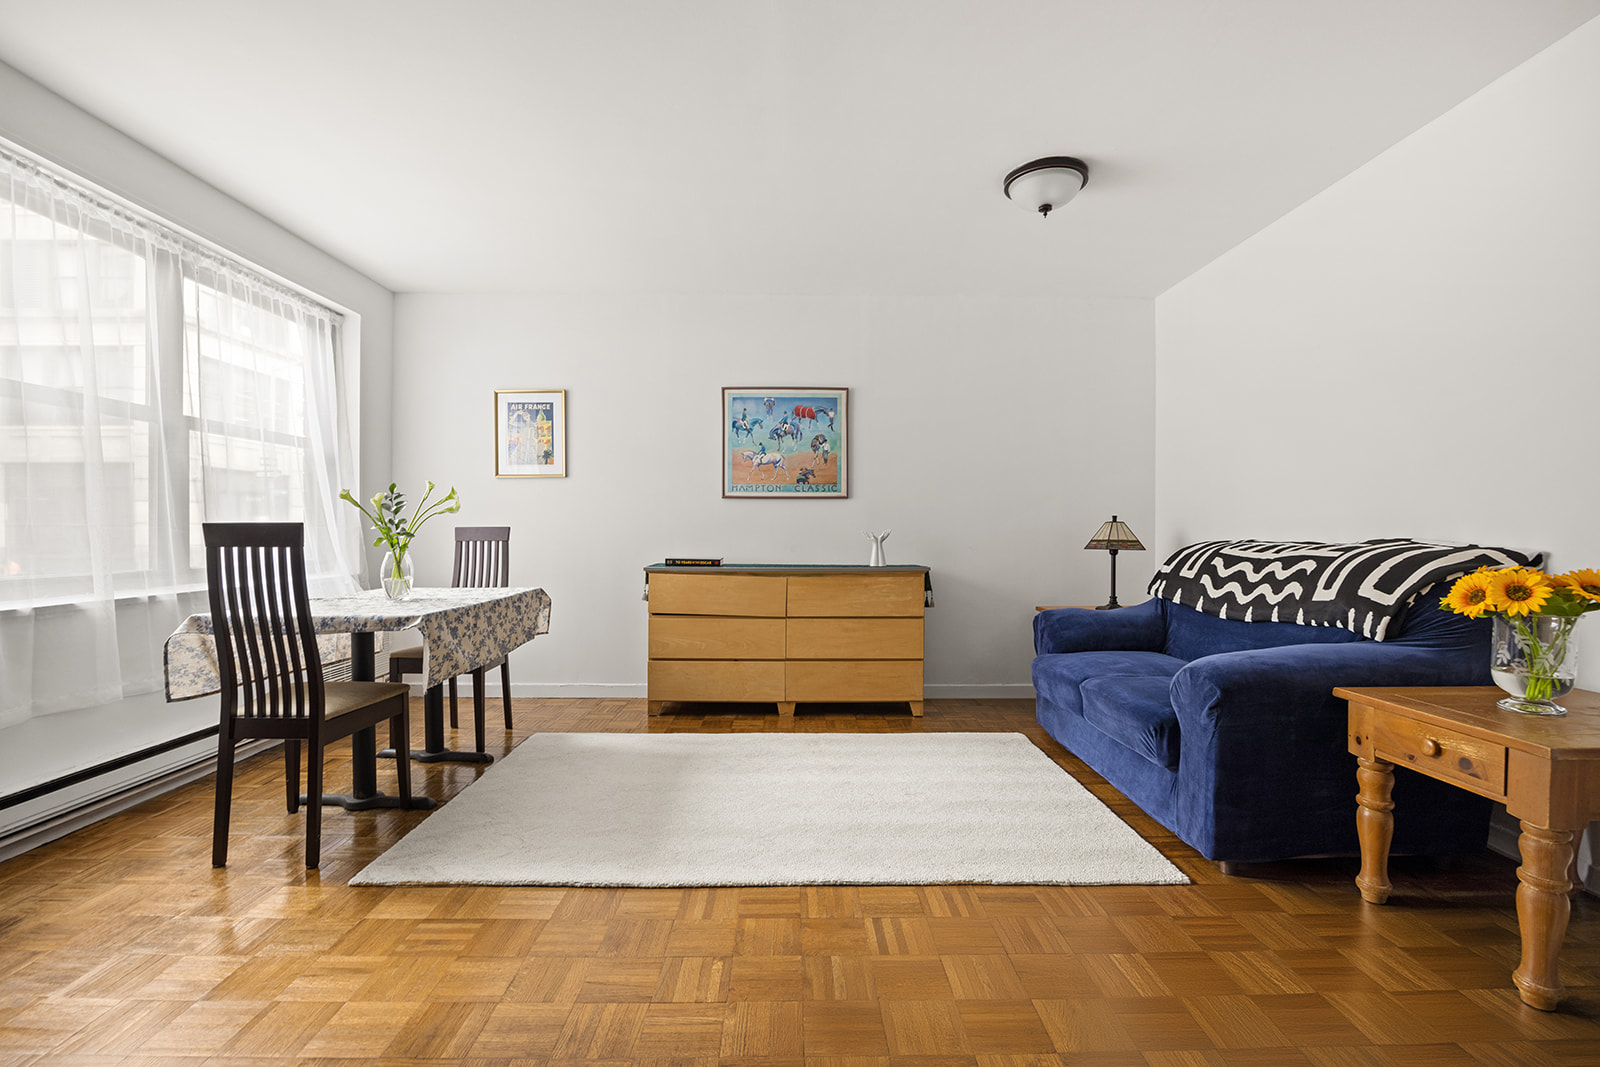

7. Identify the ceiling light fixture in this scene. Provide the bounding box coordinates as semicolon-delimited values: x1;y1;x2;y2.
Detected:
1003;156;1089;218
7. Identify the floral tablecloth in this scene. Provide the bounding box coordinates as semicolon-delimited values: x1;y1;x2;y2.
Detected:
163;586;553;700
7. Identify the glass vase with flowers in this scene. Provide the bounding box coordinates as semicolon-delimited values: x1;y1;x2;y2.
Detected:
339;482;461;601
1440;566;1600;716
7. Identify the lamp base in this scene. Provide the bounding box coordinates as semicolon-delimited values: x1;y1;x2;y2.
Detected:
1095;600;1120;611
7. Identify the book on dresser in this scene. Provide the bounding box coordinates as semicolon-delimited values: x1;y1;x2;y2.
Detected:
643;563;930;718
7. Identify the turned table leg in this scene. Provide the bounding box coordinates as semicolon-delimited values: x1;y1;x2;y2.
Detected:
1512;821;1574;1011
1354;756;1395;904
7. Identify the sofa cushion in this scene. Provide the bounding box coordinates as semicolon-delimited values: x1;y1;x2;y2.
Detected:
1386;596;1495;662
1034;598;1166;656
1031;650;1186;721
1080;675;1181;770
1162;599;1363;663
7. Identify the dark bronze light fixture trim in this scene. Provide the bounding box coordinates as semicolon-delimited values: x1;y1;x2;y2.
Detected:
1003;156;1090;217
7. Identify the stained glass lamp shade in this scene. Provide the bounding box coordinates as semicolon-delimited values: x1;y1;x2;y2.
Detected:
1085;515;1145;610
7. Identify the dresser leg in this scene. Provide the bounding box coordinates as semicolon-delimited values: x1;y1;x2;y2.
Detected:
908;700;923;717
1354;756;1395;904
1513;821;1573;1011
648;701;664;716
777;702;795;717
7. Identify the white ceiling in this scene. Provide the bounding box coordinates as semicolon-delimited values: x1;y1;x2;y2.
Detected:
1;1;1595;298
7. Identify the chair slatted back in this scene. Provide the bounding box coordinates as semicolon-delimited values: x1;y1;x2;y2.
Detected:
203;522;323;721
451;526;511;590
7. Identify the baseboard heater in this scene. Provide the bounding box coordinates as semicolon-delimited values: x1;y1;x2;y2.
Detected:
0;724;222;813
0;655;368;861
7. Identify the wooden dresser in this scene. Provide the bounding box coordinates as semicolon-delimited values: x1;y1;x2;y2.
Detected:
644;564;930;717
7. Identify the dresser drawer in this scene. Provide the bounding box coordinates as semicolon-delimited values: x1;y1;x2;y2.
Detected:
786;617;923;660
1371;714;1507;796
785;660;923;702
648;659;785;702
787;574;924;617
650;617;785;659
648;573;787;617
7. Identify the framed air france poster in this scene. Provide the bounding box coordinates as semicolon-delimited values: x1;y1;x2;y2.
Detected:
722;387;848;498
495;388;567;477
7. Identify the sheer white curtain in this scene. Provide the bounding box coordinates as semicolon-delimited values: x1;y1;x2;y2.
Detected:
0;143;360;728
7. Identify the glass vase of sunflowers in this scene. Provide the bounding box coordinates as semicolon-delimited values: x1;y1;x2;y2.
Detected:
1440;566;1600;716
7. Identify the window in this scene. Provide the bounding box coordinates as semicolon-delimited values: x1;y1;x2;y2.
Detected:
0;142;358;723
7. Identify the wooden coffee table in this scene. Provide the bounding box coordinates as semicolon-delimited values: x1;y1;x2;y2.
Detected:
1338;685;1600;1010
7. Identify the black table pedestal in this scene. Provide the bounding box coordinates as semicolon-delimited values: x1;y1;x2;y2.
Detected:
323;632;435;809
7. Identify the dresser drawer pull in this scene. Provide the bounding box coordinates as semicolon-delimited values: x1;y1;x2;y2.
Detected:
1421;738;1441;757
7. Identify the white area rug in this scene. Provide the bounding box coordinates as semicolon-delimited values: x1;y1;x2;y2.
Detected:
350;732;1188;887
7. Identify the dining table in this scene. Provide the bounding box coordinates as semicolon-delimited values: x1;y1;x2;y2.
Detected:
164;585;552;811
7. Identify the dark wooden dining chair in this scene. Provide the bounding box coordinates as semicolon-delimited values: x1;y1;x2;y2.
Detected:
205;522;412;868
387;525;512;752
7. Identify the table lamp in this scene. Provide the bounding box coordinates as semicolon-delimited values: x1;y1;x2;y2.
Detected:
1085;515;1145;610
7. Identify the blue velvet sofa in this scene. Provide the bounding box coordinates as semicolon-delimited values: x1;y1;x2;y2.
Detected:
1031;596;1496;864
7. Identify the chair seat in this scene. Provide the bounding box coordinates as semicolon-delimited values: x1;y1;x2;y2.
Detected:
325;680;411;718
388;652;424;672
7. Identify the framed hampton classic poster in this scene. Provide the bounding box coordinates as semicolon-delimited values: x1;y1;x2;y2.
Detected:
495;389;566;477
722;387;848;498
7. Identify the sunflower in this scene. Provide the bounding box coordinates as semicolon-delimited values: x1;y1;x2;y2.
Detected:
1485;567;1554;616
1440;571;1496;618
1558;568;1600;603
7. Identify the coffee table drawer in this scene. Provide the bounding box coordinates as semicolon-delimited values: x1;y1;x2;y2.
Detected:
1372;715;1507;796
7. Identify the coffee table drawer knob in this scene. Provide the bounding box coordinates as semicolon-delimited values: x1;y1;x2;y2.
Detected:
1421;737;1441;757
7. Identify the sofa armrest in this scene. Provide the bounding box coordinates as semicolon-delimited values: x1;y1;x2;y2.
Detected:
1171;640;1481;732
1168;639;1491;861
1033;598;1165;656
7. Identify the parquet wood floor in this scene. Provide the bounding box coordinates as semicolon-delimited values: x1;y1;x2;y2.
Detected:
0;698;1596;1066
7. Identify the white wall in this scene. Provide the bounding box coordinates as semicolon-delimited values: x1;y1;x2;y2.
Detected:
394;293;1155;696
1154;19;1600;614
1153;19;1600;889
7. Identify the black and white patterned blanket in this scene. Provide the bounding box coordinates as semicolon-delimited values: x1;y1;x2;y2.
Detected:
1146;539;1540;641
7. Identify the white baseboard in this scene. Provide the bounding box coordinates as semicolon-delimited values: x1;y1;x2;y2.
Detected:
513;682;649;698
402;681;651;699
384;647;1042;702
923;683;1037;700
405;681;1042;700
1486;805;1519;862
